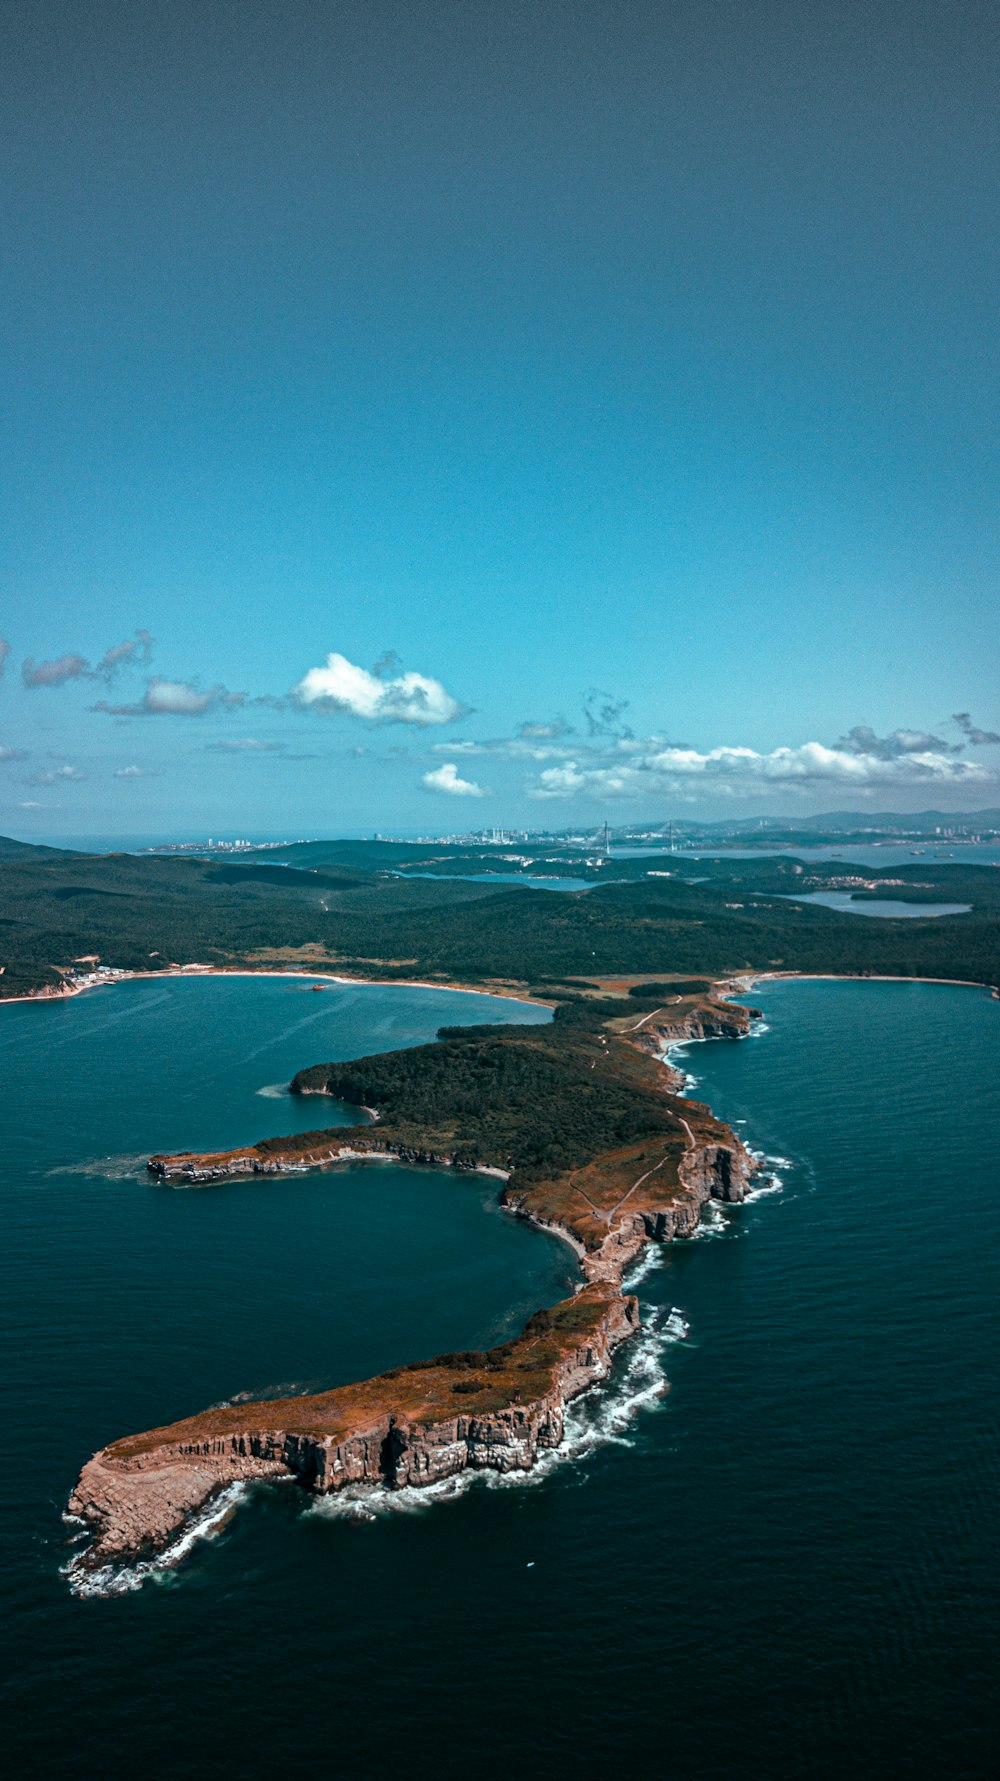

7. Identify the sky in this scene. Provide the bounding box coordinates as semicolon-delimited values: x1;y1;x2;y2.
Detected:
2;0;998;841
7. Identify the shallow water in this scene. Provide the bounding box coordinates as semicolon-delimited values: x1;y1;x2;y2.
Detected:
2;976;998;1777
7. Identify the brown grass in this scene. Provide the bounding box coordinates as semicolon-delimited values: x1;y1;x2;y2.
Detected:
107;1287;618;1460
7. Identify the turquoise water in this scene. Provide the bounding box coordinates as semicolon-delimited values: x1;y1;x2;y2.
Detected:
2;976;998;1777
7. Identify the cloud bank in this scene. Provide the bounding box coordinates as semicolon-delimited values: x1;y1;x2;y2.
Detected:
528;737;991;800
294;652;466;725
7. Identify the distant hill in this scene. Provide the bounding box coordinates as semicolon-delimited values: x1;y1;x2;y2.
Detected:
0;835;78;862
639;811;1000;837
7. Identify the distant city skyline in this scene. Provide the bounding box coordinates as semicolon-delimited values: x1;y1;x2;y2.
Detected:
3;1;997;839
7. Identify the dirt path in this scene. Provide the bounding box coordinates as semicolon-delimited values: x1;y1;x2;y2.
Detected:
571;1114;698;1228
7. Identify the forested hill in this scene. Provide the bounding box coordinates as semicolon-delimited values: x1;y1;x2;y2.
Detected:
1;836;998;998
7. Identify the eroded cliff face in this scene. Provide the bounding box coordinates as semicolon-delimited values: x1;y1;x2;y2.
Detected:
636;998;760;1054
548;1126;754;1284
147;1136;480;1185
68;1290;638;1570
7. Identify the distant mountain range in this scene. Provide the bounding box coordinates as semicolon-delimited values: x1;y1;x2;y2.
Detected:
625;811;1000;838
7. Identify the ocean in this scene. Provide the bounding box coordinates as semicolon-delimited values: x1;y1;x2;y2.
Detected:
1;975;996;1777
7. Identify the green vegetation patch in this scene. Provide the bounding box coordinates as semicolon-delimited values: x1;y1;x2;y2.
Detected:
292;1028;677;1182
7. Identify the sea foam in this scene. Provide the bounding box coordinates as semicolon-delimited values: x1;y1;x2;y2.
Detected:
64;1482;251;1598
305;1303;690;1527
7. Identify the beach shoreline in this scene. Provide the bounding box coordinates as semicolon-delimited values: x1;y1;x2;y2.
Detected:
0;964;557;1011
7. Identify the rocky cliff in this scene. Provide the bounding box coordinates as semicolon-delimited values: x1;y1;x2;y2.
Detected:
147;1134;483;1185
68;1288;637;1569
501;1116;754;1284
634;996;760;1053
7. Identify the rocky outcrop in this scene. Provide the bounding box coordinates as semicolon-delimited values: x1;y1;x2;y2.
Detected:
147;1136;494;1185
67;1289;637;1569
518;1123;755;1286
635;997;761;1055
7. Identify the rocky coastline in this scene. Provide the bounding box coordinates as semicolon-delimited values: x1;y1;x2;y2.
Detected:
68;1287;640;1569
67;994;758;1574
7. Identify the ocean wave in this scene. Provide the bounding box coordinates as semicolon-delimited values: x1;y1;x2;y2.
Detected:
744;1176;784;1201
255;1081;291;1099
64;1482;250;1598
623;1245;666;1288
305;1306;689;1527
687;1200;730;1239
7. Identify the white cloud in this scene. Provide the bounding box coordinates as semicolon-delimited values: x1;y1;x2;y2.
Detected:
19;800;45;809
0;638;10;678
113;764;162;777
94;677;245;717
529;739;991;800
293;652;466;725
421;762;487;797
0;744;29;762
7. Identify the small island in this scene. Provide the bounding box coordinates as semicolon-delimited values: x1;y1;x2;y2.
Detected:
68;986;758;1570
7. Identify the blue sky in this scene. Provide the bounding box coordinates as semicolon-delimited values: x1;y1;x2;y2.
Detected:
2;0;998;839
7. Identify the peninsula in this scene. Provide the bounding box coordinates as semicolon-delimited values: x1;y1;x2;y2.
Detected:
35;825;994;1572
68;985;757;1569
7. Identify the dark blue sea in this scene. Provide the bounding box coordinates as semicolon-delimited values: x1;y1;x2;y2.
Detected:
1;975;997;1778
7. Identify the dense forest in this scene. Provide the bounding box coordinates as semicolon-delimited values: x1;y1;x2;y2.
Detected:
1;835;998;999
291;1005;680;1181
